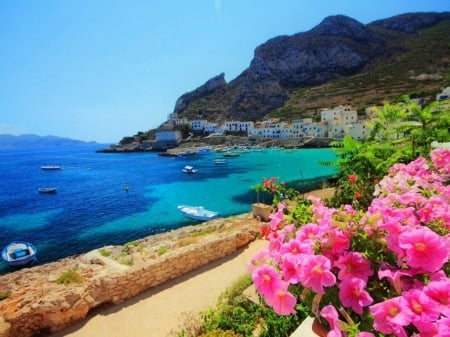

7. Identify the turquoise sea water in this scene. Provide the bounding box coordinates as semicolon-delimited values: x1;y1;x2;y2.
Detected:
0;145;337;273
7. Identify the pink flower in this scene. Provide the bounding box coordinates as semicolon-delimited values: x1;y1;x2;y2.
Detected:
423;279;450;317
248;248;271;274
295;223;322;242
370;297;412;337
430;148;450;172
339;278;373;315
269;206;285;232
321;228;350;261
378;265;414;294
335;251;373;283
298;255;336;294
398;226;449;272
281;253;302;284
403;289;440;326
252;265;283;299
320;305;342;337
280;237;312;256
265;282;297;315
356;333;376;337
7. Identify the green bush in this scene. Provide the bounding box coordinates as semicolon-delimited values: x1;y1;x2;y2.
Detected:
198;330;242;337
56;266;84;285
99;248;111;257
0;290;11;301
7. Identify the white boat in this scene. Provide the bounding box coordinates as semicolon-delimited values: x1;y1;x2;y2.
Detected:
1;241;37;267
38;187;57;194
182;165;198;173
41;165;62;170
213;159;227;165
177;205;219;221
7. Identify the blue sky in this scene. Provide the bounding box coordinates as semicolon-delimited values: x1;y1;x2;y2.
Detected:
1;1;448;143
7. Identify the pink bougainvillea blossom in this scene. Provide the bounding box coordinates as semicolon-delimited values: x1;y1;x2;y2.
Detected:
339;277;373;314
298;254;336;294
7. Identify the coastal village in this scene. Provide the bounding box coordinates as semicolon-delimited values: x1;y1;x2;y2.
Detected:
102;86;450;153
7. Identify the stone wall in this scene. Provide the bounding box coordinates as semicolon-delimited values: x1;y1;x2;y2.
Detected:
0;215;260;337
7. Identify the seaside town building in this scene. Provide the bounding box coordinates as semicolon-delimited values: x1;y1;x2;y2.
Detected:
165;93;450;143
166;104;371;142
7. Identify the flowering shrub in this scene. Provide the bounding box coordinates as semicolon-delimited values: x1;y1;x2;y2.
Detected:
252;177;299;206
249;149;450;336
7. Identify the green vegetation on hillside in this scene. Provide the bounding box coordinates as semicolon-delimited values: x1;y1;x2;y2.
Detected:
270;21;450;120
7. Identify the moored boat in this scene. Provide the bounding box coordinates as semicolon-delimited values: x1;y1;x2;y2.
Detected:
213;159;227;165
182;165;198;174
41;165;62;170
177;205;219;221
1;241;37;267
223;151;240;157
38;187;57;194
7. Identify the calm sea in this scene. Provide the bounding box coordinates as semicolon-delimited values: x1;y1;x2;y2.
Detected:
0;145;337;274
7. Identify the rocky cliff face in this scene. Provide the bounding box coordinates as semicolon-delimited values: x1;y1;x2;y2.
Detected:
173;12;450;121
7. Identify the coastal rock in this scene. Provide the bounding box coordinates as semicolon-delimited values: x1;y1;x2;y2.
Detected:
0;214;260;337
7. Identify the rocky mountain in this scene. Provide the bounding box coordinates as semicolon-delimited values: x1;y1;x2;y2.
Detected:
172;12;450;122
0;134;100;150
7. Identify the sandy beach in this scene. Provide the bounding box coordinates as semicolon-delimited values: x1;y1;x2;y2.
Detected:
51;239;268;337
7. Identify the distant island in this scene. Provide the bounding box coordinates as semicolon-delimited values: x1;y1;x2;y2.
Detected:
0;134;101;150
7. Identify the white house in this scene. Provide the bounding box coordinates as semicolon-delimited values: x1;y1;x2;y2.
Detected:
204;122;222;134
156;130;182;143
303;123;328;138
321;105;357;125
224;121;254;133
191;119;207;131
347;121;369;140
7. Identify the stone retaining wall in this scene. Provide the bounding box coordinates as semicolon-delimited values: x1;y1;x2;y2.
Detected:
0;215;260;337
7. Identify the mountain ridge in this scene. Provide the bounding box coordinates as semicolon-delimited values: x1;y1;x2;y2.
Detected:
0;134;100;150
170;11;450;123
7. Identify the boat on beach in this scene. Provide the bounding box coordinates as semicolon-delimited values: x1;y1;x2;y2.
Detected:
182;165;198;174
1;241;37;267
41;165;62;170
177;205;219;221
38;187;57;194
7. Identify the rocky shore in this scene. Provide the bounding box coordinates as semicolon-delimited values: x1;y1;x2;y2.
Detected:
96;135;333;153
0;213;261;337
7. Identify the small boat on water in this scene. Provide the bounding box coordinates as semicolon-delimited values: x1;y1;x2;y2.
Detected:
223;151;240;157
213;159;227;165
182;165;198;174
1;241;37;267
177;205;219;221
41;165;62;170
38;187;57;194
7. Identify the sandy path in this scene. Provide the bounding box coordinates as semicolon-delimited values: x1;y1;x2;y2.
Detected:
52;239;267;337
